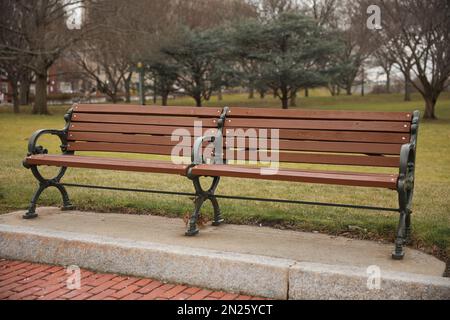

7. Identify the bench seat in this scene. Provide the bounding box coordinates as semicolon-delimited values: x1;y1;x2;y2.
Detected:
25;154;188;176
191;164;398;189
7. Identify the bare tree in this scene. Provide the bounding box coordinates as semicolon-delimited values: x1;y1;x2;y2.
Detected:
73;41;131;103
72;0;132;103
0;0;31;112
258;0;299;19
173;0;256;29
19;69;33;106
373;47;395;93
0;0;87;114
334;2;375;95
0;64;21;113
376;0;450;119
302;0;338;27
71;0;181;104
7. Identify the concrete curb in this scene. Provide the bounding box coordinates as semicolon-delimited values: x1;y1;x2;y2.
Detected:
0;224;449;300
0;224;291;299
289;262;450;300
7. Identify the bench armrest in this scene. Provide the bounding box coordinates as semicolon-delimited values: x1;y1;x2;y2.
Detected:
25;107;74;160
398;143;415;188
27;129;68;156
23;129;70;169
398;110;419;187
191;106;228;165
191;135;217;165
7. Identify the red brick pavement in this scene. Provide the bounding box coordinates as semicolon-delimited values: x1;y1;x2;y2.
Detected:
0;258;266;300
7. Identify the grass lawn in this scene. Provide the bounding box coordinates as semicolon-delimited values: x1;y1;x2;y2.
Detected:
1;92;449;266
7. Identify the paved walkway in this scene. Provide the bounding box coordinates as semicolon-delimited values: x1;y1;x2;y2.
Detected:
0;259;265;300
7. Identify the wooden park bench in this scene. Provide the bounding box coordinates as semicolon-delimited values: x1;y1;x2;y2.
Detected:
23;104;419;259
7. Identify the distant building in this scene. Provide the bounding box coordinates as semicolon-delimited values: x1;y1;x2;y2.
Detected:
48;55;91;94
0;74;13;103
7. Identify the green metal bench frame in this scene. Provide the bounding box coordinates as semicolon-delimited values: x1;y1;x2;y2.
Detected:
23;105;420;260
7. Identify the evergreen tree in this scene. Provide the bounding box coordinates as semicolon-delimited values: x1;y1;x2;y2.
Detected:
231;13;341;108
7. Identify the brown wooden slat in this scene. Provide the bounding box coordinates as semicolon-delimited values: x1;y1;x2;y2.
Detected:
250;167;398;177
25;154;188;175
68;132;195;147
226;138;402;155
191;164;398;189
72;113;217;127
225;118;410;132
277;152;399;167
68;122;410;144
69;123;218;136
69;132;401;157
223;149;400;167
74;104;222;117
224;128;410;144
67;141;194;157
227;107;412;121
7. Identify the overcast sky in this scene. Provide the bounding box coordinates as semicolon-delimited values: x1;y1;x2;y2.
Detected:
65;1;83;30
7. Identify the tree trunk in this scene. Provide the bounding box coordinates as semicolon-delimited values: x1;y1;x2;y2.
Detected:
217;87;223;101
248;86;254;99
11;81;20;114
194;94;202;107
386;72;391;94
259;90;265;99
20;77;30;105
289;91;297;107
33;73;49;115
304;88;309;97
124;74;132;103
110;93;118;103
106;87;119;104
328;84;336;96
162;93;168;106
423;95;437;119
279;85;289;109
404;82;411;101
403;70;411;101
361;69;365;96
346;83;352;95
124;85;131;103
281;96;289;109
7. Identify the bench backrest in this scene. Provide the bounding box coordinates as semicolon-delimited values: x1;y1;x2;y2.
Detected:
67;104;221;157
67;104;414;168
221;107;413;168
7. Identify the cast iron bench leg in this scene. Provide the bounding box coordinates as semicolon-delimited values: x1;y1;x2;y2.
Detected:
404;211;412;244
392;211;407;260
186;176;222;236
23;166;74;219
393;170;414;259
